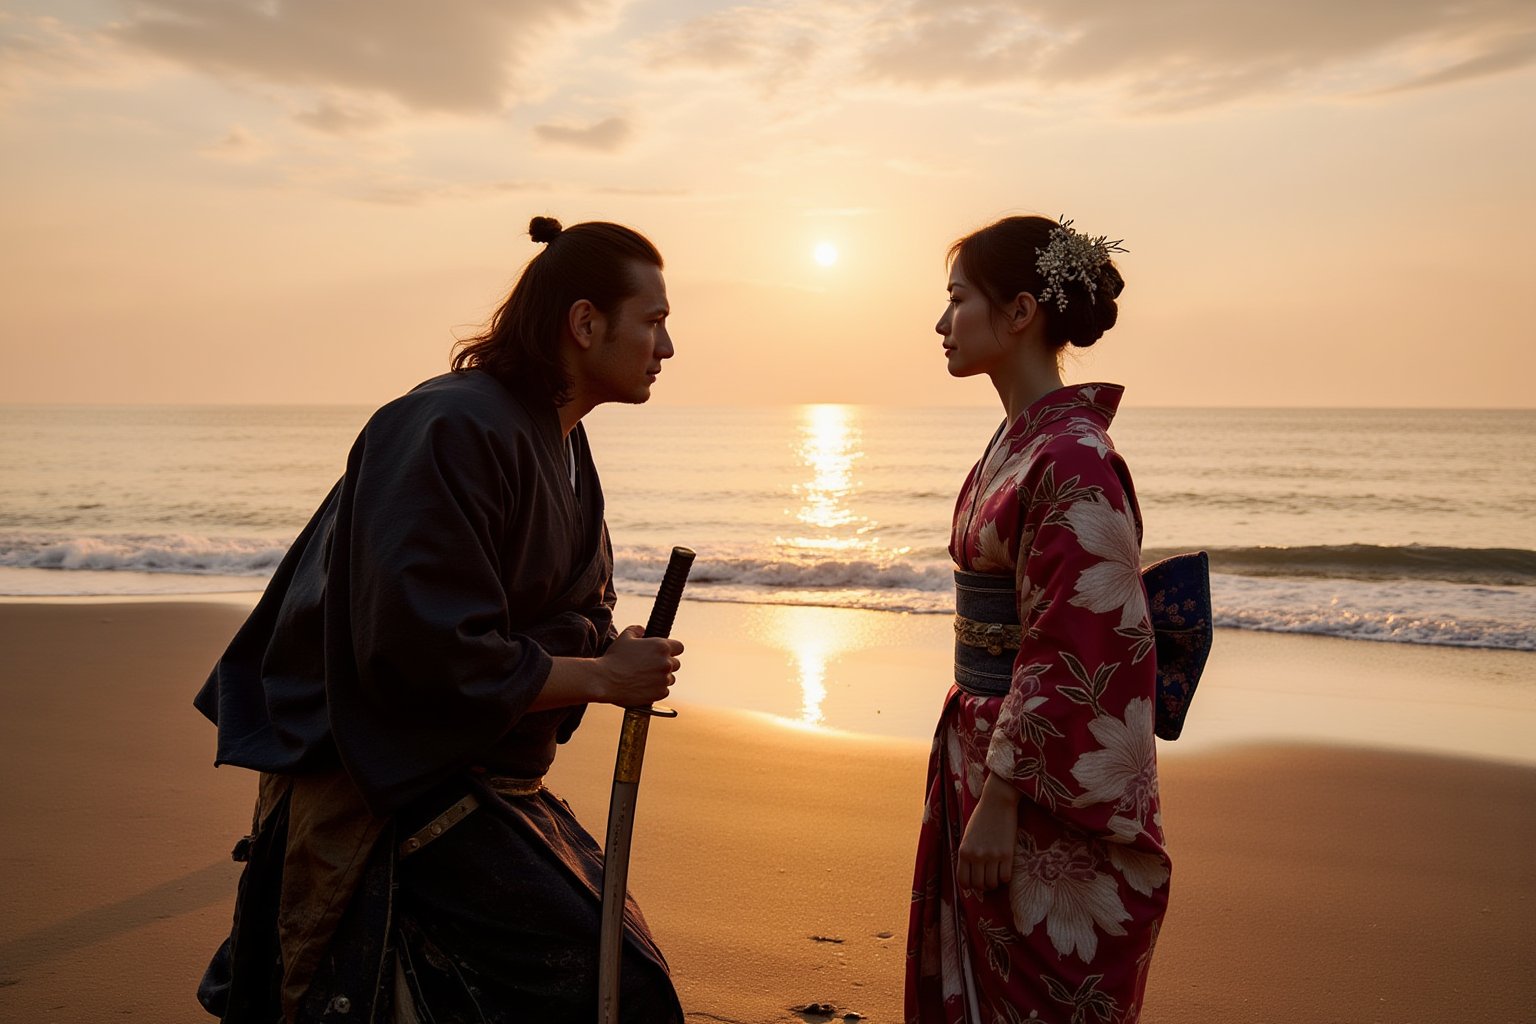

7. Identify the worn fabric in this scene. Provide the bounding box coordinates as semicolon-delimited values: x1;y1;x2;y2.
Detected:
906;384;1171;1024
195;371;611;813
388;780;680;1023
195;370;679;1022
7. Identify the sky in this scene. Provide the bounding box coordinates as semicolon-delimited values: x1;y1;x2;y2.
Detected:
2;0;1533;408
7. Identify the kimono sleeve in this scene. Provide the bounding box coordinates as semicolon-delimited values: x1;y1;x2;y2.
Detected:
983;441;1160;844
324;397;555;815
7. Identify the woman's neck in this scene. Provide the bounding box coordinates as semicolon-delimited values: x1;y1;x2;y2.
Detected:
990;348;1065;425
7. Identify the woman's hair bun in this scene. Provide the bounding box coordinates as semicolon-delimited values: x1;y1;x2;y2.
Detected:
528;216;563;244
1101;262;1125;301
1064;299;1118;348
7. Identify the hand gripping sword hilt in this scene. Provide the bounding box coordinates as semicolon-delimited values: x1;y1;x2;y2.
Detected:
631;546;694;718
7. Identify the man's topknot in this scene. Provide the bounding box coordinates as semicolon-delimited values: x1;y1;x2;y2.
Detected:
528;216;563;244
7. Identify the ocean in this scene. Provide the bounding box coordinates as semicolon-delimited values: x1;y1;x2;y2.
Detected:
1;402;1533;652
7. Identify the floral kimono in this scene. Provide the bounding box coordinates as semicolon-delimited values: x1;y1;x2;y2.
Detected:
906;384;1170;1024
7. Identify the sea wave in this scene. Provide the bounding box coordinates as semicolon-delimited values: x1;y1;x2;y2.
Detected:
1145;543;1536;587
617;543;1536;591
8;533;1533;592
613;546;1535;652
4;533;1531;651
0;532;285;577
613;550;954;594
1206;574;1535;652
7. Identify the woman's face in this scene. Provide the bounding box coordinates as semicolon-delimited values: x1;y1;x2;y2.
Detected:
937;262;1007;378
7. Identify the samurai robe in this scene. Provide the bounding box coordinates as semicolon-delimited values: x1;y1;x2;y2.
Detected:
906;384;1170;1024
193;369;682;1024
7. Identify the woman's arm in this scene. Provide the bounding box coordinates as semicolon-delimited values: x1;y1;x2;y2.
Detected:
980;442;1159;847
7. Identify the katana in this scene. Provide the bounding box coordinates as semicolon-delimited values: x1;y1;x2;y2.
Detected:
597;546;695;1024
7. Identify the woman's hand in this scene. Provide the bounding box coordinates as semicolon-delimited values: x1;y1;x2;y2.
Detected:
535;625;683;711
957;773;1021;892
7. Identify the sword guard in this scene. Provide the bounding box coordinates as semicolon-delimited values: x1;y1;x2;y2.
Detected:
634;703;678;719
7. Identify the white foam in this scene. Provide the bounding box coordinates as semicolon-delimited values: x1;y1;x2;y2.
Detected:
1207;574;1536;651
6;533;1531;651
0;532;285;578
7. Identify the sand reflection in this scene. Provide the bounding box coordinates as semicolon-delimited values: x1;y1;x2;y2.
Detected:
747;605;850;728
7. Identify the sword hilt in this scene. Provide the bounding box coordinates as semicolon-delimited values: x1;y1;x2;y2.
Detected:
643;546;695;639
632;546;694;719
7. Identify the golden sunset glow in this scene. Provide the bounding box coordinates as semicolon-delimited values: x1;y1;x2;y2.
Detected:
750;605;851;729
791;643;829;728
786;404;867;552
0;3;1531;408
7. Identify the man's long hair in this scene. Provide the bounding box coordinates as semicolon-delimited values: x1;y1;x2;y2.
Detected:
453;218;663;405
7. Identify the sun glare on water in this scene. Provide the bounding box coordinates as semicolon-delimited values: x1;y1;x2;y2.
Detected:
813;241;839;267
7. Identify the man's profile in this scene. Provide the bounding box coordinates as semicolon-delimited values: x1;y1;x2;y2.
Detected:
194;216;686;1023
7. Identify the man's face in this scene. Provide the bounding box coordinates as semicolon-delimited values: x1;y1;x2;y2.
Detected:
587;262;674;406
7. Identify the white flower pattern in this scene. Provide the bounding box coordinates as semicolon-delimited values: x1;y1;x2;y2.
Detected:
1109;844;1171;897
909;382;1167;1023
975;518;1013;573
1070;697;1159;841
1010;838;1130;963
1064;497;1147;628
1076;433;1111;459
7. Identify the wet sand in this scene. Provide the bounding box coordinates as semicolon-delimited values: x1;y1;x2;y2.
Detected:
1;601;1532;1022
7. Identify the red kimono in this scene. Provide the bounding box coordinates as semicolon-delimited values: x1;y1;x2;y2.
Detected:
906;384;1170;1024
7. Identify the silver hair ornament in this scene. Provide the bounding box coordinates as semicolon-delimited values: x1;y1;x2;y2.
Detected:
1035;217;1127;312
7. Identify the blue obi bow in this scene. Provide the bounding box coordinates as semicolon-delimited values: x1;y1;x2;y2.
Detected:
1140;551;1212;741
952;551;1213;741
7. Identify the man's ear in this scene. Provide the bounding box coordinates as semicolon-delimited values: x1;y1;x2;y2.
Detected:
567;299;601;350
1007;292;1039;334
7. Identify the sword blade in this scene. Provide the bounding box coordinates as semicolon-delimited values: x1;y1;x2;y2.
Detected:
595;721;645;1024
596;547;694;1024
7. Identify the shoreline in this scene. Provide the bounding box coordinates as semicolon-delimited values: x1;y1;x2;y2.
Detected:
1;601;1534;1022
1;591;1532;764
1;564;1533;656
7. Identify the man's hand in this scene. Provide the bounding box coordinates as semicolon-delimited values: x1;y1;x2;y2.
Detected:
596;625;684;707
956;773;1021;892
534;627;683;712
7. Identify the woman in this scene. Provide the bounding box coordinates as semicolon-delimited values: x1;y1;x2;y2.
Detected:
906;215;1170;1024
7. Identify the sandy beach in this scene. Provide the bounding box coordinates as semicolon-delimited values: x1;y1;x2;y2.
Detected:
1;599;1533;1023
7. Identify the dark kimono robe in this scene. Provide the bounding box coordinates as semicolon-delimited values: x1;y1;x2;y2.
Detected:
195;370;680;1023
906;384;1170;1024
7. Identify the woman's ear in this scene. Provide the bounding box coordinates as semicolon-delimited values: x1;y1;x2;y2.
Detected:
1007;292;1039;334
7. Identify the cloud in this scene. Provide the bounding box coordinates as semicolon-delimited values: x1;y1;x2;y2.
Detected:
200;124;267;160
293;98;388;135
1378;30;1536;95
347;175;552;206
0;13;79;75
647;5;818;75
858;0;1536;109
641;0;1536;113
534;115;631;151
0;12;132;97
110;0;610;115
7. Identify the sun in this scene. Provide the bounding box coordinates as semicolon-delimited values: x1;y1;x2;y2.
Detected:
813;241;839;267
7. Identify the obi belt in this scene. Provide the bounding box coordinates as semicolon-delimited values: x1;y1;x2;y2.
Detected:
953;552;1213;741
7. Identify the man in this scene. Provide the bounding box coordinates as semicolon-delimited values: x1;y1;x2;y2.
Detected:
195;217;686;1023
